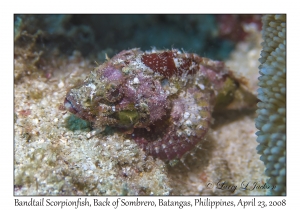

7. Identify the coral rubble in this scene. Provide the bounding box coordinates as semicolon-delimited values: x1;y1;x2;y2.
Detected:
255;15;286;195
14;54;172;195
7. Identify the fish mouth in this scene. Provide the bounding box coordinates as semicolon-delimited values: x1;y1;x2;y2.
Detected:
64;96;96;122
64;98;78;115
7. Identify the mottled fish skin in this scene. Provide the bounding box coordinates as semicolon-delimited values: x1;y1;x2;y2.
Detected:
64;48;243;161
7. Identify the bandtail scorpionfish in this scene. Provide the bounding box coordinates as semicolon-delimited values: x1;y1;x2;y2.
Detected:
64;48;256;162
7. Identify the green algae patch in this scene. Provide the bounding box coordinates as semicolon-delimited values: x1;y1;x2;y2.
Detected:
66;115;91;131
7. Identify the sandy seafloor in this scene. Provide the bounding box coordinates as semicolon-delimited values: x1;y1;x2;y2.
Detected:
14;25;268;196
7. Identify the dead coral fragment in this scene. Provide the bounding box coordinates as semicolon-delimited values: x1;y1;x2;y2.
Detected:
64;48;255;161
